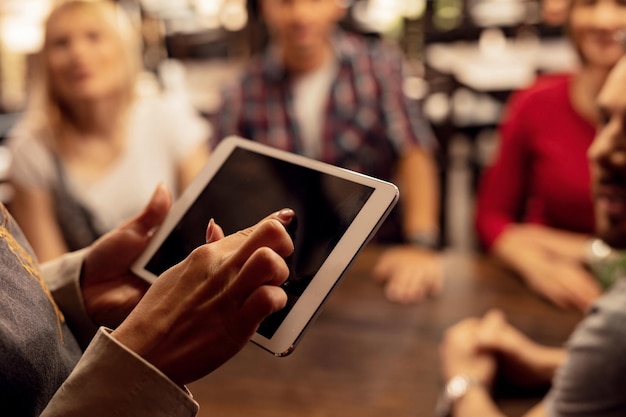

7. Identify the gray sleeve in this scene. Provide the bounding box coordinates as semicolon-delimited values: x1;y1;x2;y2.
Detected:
41;328;199;417
546;279;626;417
41;249;99;349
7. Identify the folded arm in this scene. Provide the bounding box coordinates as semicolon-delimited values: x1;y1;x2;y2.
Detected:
493;225;601;311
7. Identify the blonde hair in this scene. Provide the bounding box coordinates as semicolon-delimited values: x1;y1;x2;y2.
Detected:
18;0;142;147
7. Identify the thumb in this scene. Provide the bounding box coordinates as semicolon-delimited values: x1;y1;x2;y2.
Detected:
122;183;172;237
206;218;226;244
477;309;506;348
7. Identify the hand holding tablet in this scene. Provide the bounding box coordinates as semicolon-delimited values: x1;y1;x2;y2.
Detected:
132;136;399;355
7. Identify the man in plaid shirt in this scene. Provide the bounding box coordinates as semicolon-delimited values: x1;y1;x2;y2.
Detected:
212;0;442;304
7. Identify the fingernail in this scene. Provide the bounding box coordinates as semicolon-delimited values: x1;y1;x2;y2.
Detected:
206;218;215;243
276;208;295;223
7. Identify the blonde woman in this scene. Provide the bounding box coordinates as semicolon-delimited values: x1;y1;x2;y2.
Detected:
8;0;210;261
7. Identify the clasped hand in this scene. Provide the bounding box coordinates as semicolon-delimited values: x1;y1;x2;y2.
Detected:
440;309;565;390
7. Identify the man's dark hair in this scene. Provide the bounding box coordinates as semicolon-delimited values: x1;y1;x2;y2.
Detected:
242;0;376;54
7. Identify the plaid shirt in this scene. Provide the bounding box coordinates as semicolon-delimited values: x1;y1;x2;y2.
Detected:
212;30;436;242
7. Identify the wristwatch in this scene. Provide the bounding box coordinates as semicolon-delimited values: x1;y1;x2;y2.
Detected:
407;231;440;250
585;237;626;289
585;238;613;266
435;375;481;417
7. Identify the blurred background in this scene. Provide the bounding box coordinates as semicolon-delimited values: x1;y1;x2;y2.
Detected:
0;0;578;248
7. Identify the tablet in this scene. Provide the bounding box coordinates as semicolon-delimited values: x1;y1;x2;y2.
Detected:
132;136;399;356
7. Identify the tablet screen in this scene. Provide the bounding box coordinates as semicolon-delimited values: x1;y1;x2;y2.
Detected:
144;146;375;338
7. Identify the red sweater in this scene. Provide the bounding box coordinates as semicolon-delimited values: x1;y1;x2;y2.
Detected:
475;74;596;249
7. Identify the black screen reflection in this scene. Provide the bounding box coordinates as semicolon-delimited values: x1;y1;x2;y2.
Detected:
146;147;374;338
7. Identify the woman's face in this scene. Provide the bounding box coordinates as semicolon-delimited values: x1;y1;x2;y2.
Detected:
45;7;128;105
569;0;626;69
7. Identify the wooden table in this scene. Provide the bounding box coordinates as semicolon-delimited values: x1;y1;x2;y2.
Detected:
189;247;582;417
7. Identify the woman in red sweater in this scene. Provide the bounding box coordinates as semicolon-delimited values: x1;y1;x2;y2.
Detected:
475;0;626;311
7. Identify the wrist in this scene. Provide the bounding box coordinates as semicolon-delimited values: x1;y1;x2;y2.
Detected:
111;318;156;361
454;385;502;417
436;374;486;417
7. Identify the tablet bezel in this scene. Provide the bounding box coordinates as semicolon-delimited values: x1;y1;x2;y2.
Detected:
131;136;399;356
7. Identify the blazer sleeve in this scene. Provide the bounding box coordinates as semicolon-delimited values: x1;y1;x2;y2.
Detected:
41;328;199;417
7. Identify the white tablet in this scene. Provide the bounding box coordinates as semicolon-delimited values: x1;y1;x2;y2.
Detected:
132;136;399;356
